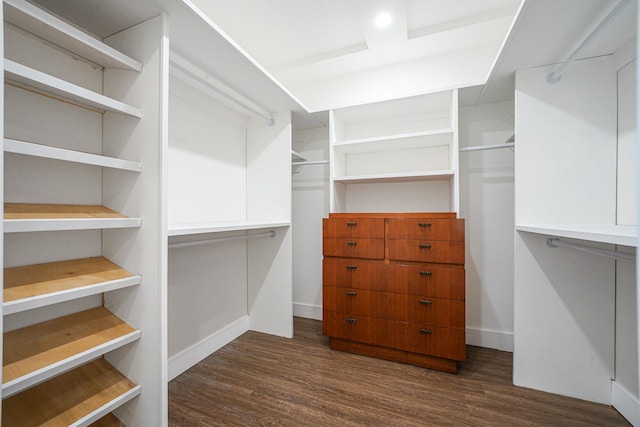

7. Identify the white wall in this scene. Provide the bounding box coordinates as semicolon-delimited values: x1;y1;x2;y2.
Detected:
458;100;515;352
291;127;329;320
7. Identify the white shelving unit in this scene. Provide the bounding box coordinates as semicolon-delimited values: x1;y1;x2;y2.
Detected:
329;89;460;214
2;0;166;425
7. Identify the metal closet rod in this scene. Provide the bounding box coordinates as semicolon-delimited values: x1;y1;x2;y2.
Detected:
546;237;635;262
169;59;275;126
291;160;329;166
460;142;515;152
547;0;633;84
169;230;276;250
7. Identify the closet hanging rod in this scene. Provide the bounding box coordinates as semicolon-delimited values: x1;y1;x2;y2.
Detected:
169;58;275;126
168;230;276;250
546;237;635;262
291;160;329;166
547;0;633;84
460;142;515;152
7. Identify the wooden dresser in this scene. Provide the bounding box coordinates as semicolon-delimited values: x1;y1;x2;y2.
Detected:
322;212;465;373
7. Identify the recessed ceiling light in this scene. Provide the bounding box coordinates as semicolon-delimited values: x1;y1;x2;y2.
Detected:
375;12;392;28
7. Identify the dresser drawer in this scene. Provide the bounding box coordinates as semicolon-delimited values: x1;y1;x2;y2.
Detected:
370;291;407;321
388;240;464;264
323;287;371;316
323;258;385;289
323;218;384;238
388;218;464;241
385;264;465;300
322;312;372;344
407;324;465;360
324;237;385;259
407;297;465;328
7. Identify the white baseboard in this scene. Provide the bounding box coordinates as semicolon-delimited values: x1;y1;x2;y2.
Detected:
168;315;249;381
293;302;322;320
612;381;640;426
466;327;514;352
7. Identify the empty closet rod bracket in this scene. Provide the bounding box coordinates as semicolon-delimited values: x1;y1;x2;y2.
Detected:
169;230;276;250
547;0;632;84
546;237;635;262
169;56;275;126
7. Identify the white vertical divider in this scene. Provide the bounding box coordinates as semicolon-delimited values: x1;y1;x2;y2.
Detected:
0;3;5;421
328;110;346;212
450;89;460;215
246;111;293;338
101;14;168;427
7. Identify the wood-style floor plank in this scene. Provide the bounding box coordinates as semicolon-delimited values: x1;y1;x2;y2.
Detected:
169;317;630;426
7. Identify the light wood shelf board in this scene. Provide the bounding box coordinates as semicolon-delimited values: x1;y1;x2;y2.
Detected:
4;0;142;71
2;358;141;427
3;307;141;397
4;256;141;315
4;203;142;232
5;138;142;172
4;59;143;118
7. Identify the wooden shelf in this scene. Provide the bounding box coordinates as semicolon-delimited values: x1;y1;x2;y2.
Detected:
333;170;455;184
5;139;143;172
168;220;290;237
4;257;141;315
4;0;142;71
90;414;126;427
516;224;638;247
2;358;141;426
3;307;141;398
4;59;143;118
4;203;142;232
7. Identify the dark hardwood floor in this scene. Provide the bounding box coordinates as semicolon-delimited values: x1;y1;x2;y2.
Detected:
169;317;630;426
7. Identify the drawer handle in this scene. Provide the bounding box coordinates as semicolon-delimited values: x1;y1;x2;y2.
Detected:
346;291;358;296
346;241;358;246
418;244;432;249
346;316;358;324
419;299;432;305
346;265;358;270
347;221;358;226
419;271;432;276
419;328;432;335
418;223;432;228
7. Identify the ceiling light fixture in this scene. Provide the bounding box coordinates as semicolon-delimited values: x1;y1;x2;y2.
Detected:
375;12;392;28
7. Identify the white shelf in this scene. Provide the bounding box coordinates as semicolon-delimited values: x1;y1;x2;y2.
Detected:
333;128;454;153
516;224;638;247
4;139;143;172
168;220;290;237
4;59;143;118
333;170;455;184
4;0;142;71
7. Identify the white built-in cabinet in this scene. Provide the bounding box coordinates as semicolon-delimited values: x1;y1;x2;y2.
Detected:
1;0;167;425
329;89;460;214
513;46;638;422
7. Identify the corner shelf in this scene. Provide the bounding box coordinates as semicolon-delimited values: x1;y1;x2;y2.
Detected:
4;59;143;118
333;170;455;184
2;358;141;427
4;0;142;71
4;257;141;315
3;307;141;398
515;224;638;247
4;139;143;172
333;128;454;151
4;203;142;232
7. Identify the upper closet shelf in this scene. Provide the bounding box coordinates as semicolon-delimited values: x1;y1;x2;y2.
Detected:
4;139;143;172
333;170;455;184
168;220;290;237
4;203;142;232
4;59;143;118
516;224;638;247
333;129;454;151
4;0;142;71
2;357;141;426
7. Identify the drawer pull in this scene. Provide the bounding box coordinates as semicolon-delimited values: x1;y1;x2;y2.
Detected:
419;271;432;276
346;291;358;296
418;244;432;249
346;316;358;324
346;241;358;246
418;223;432;228
419;328;432;335
346;221;358;226
419;299;432;305
346;265;358;270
